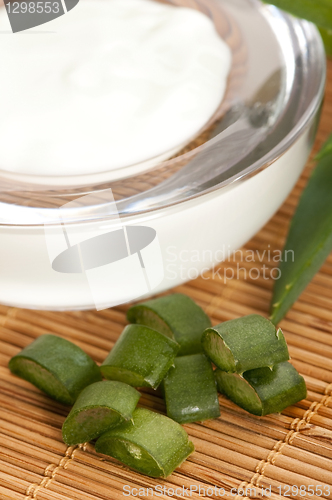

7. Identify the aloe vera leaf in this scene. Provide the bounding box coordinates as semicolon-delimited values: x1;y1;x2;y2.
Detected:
202;315;289;374
315;133;332;160
262;0;332;32
95;408;194;478
215;362;307;416
100;324;179;389
127;294;211;356
270;142;332;325
62;381;140;445
162;353;220;424
9;334;102;405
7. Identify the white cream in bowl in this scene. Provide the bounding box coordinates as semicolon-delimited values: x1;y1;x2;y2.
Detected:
0;0;231;179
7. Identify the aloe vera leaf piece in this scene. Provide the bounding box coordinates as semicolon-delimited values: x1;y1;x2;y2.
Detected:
270;143;332;325
100;324;179;389
201;315;289;374
127;294;211;356
62;381;140;445
215;362;307;416
9;334;102;405
261;0;332;32
95;408;194;478
162;353;220;424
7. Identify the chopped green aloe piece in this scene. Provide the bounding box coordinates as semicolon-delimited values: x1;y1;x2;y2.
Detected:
262;0;332;32
100;324;179;389
95;408;194;478
127;294;211;356
271;138;332;325
215;361;307;416
62;381;140;445
8;334;101;405
202;315;289;374
162;353;220;424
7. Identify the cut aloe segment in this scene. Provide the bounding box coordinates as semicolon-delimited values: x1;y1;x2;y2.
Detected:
62;381;140;445
100;324;179;389
95;408;194;478
9;334;102;405
127;294;211;356
215;361;307;416
202;315;289;374
162;353;220;424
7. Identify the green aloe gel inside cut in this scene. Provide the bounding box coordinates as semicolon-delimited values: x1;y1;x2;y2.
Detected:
215;362;307;416
62;381;140;445
63;407;124;445
98;437;165;477
9;334;102;405
95;408;194;478
99;366;146;388
9;358;73;405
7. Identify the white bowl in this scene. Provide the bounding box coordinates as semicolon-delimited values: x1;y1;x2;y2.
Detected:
0;0;326;310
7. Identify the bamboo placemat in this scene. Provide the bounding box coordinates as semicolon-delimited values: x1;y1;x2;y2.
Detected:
1;61;332;500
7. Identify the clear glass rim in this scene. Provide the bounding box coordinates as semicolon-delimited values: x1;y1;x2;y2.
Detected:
0;1;326;226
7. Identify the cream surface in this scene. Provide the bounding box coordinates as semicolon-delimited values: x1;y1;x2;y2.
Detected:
0;0;231;177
